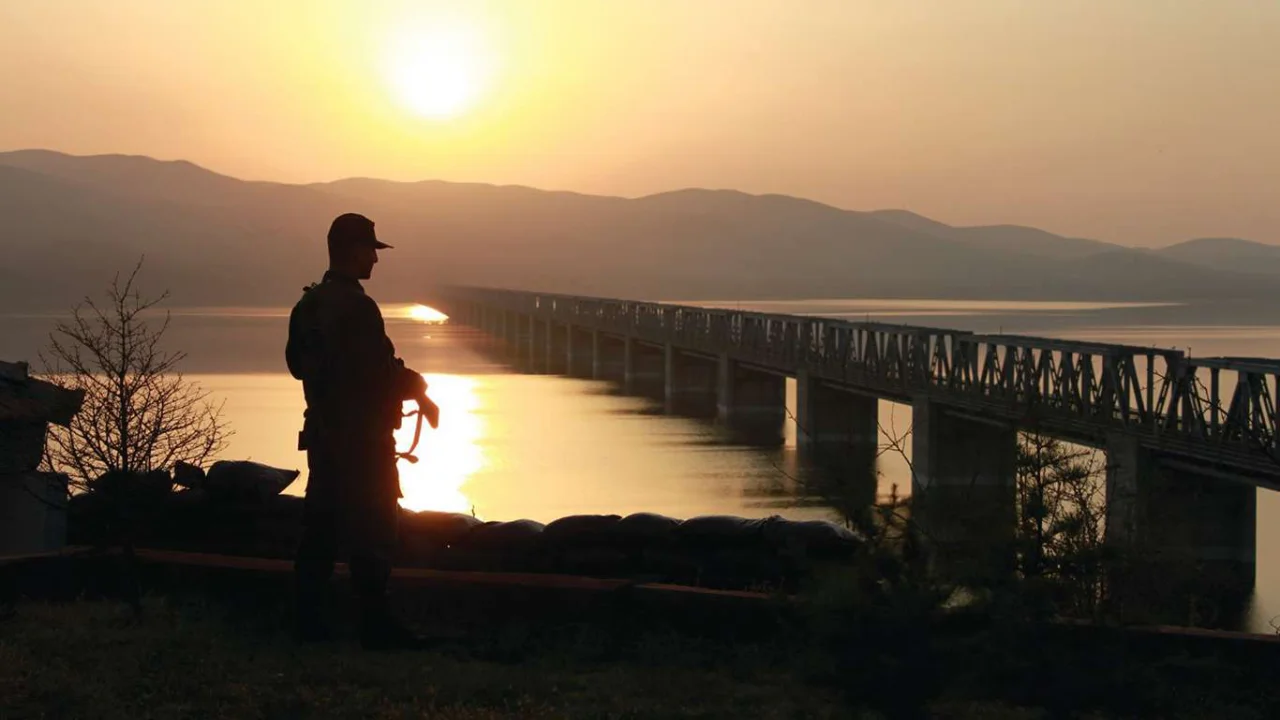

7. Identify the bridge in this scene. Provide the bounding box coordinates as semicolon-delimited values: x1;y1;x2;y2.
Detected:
429;286;1267;607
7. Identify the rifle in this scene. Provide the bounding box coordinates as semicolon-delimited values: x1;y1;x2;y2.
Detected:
396;394;439;464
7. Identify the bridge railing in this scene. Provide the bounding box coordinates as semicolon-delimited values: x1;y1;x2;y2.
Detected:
439;286;1280;471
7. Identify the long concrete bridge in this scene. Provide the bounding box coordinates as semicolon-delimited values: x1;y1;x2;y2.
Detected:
429;286;1271;611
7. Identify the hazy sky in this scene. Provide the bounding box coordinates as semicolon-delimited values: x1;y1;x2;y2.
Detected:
2;0;1278;246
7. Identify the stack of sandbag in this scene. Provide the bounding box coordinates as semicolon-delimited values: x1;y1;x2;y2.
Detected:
68;467;868;587
540;514;625;575
607;512;682;577
439;518;548;572
391;509;864;589
66;469;175;545
663;515;784;589
67;460;305;558
395;509;485;567
159;460;303;557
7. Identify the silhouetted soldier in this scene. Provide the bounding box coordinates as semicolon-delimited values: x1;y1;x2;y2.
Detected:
286;212;437;650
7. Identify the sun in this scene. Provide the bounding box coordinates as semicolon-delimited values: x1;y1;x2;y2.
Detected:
384;19;492;120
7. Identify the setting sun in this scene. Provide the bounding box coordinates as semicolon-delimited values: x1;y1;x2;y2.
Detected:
383;17;493;120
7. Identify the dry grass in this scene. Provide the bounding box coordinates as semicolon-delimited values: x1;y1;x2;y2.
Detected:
0;597;848;719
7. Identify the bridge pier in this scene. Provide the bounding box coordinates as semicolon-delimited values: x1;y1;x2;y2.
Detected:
1105;435;1256;626
664;346;718;418
594;333;626;382
625;340;666;400
526;316;549;373
796;371;879;509
511;313;532;369
911;399;1017;586
545;322;568;375
566;326;594;378
498;311;514;361
717;356;786;445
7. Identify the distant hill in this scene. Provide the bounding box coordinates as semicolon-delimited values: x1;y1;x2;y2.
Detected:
869;210;1126;259
1155;237;1280;278
1;149;1278;312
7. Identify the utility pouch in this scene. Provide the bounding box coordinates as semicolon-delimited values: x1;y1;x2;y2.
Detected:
297;410;314;451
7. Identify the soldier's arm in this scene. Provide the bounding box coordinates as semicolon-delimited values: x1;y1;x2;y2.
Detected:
338;295;427;402
285;294;320;381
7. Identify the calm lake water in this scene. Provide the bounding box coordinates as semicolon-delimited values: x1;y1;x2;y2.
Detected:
5;296;1280;632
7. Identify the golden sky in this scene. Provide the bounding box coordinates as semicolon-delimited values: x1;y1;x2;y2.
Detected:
2;0;1278;246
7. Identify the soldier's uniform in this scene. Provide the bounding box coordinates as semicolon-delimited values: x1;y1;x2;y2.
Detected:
286;266;425;641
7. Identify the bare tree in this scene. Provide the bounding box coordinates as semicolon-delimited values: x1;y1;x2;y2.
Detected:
40;259;231;491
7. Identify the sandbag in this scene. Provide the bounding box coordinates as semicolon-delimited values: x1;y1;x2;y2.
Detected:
446;519;546;571
89;468;173;499
204;460;299;501
667;515;787;589
609;513;682;571
459;519;546;549
763;518;864;554
173;461;206;490
613;512;680;542
542;514;622;544
168;487;210;508
399;509;485;546
255;493;306;522
676;515;778;542
537;515;626;576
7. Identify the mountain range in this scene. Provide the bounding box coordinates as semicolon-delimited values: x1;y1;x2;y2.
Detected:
2;149;1278;312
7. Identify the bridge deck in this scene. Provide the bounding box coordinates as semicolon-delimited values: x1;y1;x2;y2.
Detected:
436;287;1280;484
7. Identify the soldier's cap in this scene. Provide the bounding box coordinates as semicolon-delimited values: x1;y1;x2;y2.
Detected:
328;213;393;250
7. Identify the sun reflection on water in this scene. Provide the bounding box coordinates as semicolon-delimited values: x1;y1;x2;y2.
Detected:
394;373;484;516
385;303;450;323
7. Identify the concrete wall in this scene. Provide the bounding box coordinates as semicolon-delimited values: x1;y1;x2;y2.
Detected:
0;472;68;556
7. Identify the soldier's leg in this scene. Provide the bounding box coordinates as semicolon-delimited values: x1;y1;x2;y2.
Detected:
294;498;340;639
348;495;397;611
348;496;428;649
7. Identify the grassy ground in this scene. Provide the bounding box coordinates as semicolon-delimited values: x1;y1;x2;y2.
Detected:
0;597;838;719
4;583;1279;719
0;596;1079;720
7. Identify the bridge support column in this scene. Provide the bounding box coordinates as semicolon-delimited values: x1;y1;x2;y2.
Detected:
514;313;534;370
625;340;665;399
796;371;879;511
911;399;1017;586
594;333;626;382
567;326;594;378
545;322;568;375
526;316;548;373
1105;434;1255;626
664;346;718;417
500;311;513;360
499;310;513;360
717;355;785;445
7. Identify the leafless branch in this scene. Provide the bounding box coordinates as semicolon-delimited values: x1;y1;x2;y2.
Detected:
38;257;233;487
